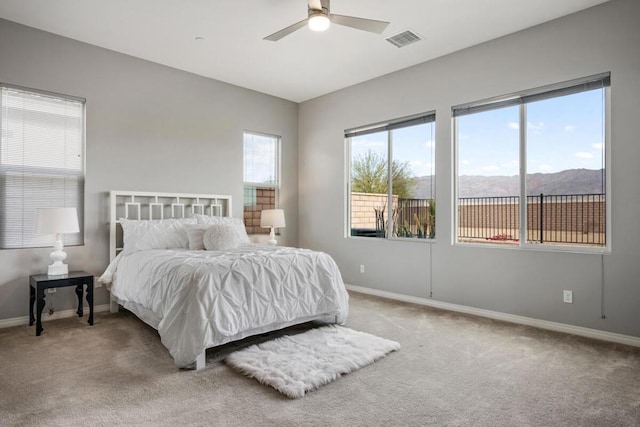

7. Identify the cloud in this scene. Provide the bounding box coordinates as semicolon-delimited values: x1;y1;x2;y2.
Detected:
352;140;384;149
459;164;504;176
244;139;277;183
508;122;545;131
461;160;470;165
564;125;576;132
538;164;552;171
500;160;518;169
528;121;544;131
424;140;435;148
592;142;604;150
575;152;594;159
409;160;434;177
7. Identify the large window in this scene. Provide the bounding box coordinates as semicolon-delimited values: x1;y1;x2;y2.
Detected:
346;112;436;240
454;73;609;249
0;84;85;249
243;132;280;235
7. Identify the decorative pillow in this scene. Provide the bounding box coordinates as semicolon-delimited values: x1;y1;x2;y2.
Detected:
120;217;197;254
194;214;223;225
203;220;250;251
184;224;211;250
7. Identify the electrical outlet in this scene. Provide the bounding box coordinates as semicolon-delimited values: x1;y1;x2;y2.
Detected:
563;290;573;304
47;288;57;294
359;264;365;274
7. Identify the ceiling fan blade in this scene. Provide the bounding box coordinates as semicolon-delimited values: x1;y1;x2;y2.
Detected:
264;19;308;41
331;14;389;34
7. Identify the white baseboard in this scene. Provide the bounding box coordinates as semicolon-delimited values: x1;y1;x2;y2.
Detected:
0;304;111;329
6;288;638;349
346;284;640;348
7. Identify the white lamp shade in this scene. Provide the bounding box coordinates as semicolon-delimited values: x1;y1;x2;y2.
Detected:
36;208;80;234
260;209;286;228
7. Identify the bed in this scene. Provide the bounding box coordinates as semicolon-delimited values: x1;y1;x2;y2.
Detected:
99;191;349;370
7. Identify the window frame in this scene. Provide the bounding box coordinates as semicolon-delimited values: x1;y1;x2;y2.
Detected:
242;131;281;236
345;111;436;243
452;73;611;253
0;83;86;249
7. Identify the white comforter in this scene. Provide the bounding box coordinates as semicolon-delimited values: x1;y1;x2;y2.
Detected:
100;244;349;367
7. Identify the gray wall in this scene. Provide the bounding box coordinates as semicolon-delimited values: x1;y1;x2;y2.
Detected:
0;18;299;320
2;0;639;339
299;0;640;338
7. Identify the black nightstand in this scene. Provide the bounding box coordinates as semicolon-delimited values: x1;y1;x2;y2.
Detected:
29;271;94;336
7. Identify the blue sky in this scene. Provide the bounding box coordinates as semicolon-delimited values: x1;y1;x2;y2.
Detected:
350;88;605;179
350;122;435;178
243;132;278;184
458;89;605;176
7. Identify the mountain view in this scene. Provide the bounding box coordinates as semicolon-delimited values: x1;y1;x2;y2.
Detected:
413;169;605;199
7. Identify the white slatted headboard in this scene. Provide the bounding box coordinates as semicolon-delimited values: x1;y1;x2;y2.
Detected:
108;190;232;261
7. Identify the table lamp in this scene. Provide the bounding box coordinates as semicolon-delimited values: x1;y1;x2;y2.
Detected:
260;209;286;245
36;207;80;276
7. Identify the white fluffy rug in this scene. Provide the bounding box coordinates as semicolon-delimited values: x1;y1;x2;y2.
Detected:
224;325;400;399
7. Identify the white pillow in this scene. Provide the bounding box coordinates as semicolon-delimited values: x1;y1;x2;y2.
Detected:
184;224;211;250
120;217;197;254
203;220;250;251
188;216;239;249
194;214;223;225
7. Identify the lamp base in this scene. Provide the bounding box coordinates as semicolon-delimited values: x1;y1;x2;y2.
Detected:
268;227;277;246
48;263;68;276
48;238;69;276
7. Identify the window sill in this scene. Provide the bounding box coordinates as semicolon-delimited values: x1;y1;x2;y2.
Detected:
347;235;437;244
454;241;610;255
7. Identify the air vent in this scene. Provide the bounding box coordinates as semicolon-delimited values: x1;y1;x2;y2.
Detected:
385;30;422;48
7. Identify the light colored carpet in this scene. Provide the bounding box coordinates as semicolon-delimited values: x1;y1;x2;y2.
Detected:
1;291;640;426
225;325;400;398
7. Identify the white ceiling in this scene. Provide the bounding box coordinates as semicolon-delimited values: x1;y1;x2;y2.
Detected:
0;0;610;102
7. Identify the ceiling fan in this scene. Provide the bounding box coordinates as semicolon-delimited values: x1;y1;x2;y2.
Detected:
264;0;390;42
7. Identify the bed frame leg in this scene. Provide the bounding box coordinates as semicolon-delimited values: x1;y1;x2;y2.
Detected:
110;296;119;313
194;351;206;370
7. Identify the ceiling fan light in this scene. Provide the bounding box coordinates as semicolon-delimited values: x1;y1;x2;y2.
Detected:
308;13;330;32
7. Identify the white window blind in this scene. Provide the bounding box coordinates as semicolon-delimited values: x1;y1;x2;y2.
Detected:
0;84;85;249
452;72;610;117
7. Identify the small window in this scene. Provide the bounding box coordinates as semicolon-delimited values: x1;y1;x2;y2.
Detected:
346;112;436;240
454;73;609;250
0;84;85;249
243;132;280;235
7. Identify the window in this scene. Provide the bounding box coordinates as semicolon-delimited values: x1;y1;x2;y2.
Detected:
0;84;85;249
346;112;436;240
454;73;609;249
243;132;280;235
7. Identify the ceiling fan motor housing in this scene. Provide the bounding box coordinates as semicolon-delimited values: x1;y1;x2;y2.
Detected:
308;5;329;17
308;6;330;31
